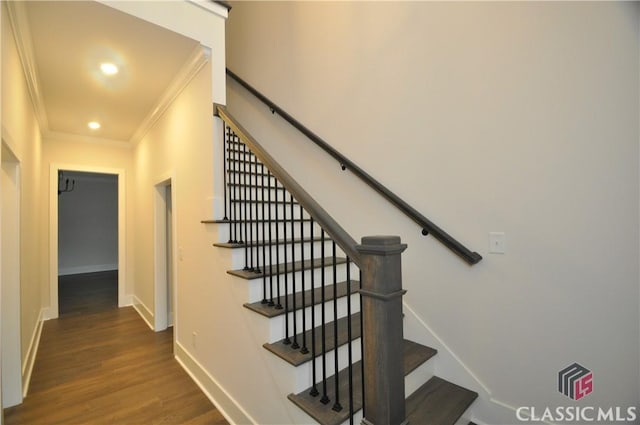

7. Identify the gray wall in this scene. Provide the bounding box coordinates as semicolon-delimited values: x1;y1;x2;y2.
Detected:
58;171;118;275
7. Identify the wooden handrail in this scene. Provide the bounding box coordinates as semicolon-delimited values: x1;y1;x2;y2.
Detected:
226;68;482;265
215;104;363;267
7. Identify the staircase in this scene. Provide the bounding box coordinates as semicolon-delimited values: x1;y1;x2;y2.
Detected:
206;105;479;425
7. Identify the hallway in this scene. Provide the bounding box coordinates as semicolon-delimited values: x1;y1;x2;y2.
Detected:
3;273;229;425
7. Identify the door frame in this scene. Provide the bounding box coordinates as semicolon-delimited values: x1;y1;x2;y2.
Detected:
153;173;177;334
1;141;22;408
48;164;126;319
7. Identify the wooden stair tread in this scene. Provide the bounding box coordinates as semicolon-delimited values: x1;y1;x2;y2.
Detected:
228;183;286;191
244;279;359;318
214;236;324;249
264;313;362;366
227;169;272;178
202;218;312;224
406;376;478;425
229;199;299;205
288;339;437;425
229;256;347;280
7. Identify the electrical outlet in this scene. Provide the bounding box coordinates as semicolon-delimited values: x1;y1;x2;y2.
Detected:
192;331;197;348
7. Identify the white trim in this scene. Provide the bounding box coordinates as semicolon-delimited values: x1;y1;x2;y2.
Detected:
49;164;127;319
4;1;49;130
132;295;155;331
58;264;118;276
186;0;229;19
153;172;178;334
21;308;45;397
174;341;256;425
43;131;131;149
130;45;210;145
63;171;118;183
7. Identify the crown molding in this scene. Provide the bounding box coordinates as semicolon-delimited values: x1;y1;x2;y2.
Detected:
187;0;229;19
44;130;132;150
5;1;49;131
129;44;210;146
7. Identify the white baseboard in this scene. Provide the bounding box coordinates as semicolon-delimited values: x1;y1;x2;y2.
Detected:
174;341;256;425
58;264;118;276
132;295;154;331
22;308;45;397
403;301;521;425
42;306;55;321
120;293;133;308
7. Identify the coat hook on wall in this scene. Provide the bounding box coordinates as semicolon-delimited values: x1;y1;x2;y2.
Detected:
58;171;76;195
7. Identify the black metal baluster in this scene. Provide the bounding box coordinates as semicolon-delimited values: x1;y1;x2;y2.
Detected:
309;219;319;397
283;187;291;345
231;135;240;244
267;171;274;307
290;194;299;349
222;123;229;221
251;153;260;274
227;129;235;243
346;258;354;424
299;204;308;355
332;241;342;412
247;147;255;272
320;229;329;404
274;177;282;310
240;143;247;266
359;270;365;417
260;163;267;304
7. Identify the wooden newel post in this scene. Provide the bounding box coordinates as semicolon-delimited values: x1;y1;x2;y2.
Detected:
356;235;408;425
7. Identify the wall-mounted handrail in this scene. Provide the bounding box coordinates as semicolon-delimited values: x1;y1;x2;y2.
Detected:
215;104;363;267
226;68;482;265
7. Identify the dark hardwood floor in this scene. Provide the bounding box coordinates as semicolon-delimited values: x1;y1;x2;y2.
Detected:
4;272;229;425
58;270;119;316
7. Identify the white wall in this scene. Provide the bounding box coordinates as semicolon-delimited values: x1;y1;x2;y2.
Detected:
1;0;44;405
58;172;118;276
226;1;639;421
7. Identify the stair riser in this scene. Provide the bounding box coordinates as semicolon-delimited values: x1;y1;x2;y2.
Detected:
227;202;307;221
263;294;361;343
245;268;356;304
227;173;276;187
226;185;286;200
292;339;363;394
404;357;435;398
242;242;350;271
219;222;328;246
229;244;346;271
272;339;361;394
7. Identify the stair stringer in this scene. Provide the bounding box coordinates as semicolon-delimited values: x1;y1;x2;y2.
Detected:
176;225;317;425
403;301;521;425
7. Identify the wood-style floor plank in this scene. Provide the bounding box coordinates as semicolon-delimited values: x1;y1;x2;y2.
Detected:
4;272;228;425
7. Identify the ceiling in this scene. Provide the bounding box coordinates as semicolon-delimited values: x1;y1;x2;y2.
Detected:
20;1;202;143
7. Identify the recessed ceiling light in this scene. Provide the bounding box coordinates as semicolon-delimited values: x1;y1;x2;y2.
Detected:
100;63;118;75
88;121;101;130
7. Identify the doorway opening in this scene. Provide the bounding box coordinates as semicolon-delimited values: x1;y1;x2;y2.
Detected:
154;177;176;333
1;142;22;408
49;165;126;320
57;171;118;316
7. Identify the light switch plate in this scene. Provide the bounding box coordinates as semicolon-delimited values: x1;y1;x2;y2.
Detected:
489;232;506;254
